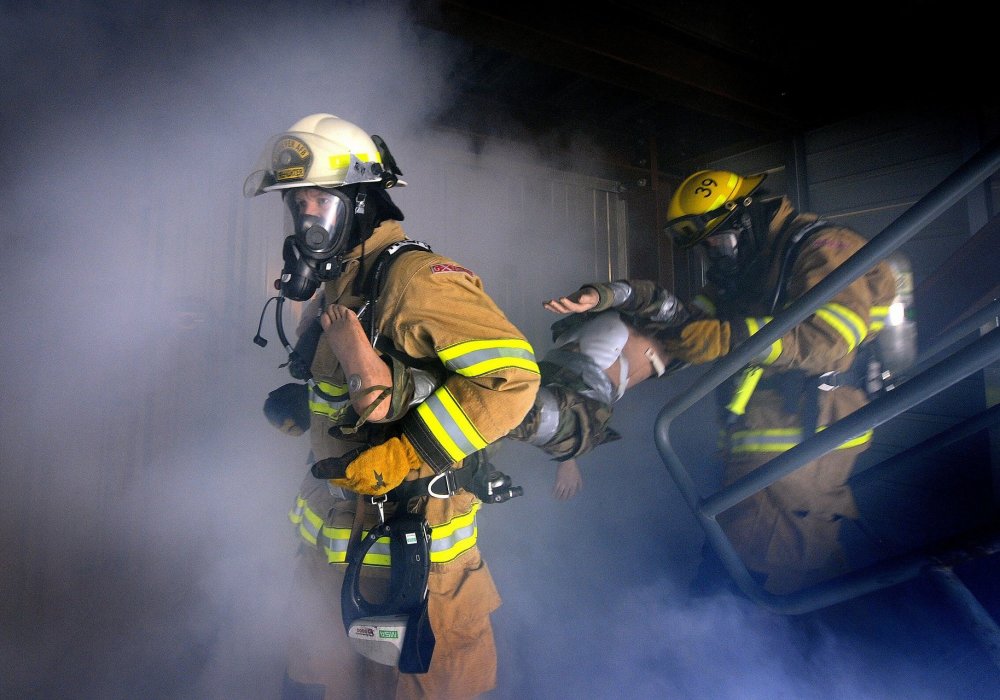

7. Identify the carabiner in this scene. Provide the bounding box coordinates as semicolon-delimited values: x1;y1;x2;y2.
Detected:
427;470;458;499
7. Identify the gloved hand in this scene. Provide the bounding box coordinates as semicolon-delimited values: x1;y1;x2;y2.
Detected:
318;435;423;496
263;383;310;436
662;319;733;364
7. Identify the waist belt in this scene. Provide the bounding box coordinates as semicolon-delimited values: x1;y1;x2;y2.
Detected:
386;464;479;502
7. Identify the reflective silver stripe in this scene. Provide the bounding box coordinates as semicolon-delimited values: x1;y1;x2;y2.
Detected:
419;391;484;457
443;345;537;374
815;302;867;351
527;386;560;446
323;533;391;560
430;520;476;555
308;380;350;419
543;349;615;405
319;509;479;565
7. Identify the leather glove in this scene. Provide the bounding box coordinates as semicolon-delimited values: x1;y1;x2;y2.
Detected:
311;435;423;496
662;319;734;364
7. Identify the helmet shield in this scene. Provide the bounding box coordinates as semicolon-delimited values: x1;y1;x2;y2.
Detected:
243;130;385;197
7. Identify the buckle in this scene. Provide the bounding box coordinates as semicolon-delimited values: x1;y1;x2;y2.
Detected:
817;371;840;391
427;469;458;499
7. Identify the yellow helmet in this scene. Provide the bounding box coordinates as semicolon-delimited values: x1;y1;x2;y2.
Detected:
664;169;766;248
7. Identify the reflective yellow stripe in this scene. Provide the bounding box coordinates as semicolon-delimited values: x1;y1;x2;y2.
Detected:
692;294;716;317
288;495;306;525
316;505;480;566
309;381;350;420
438;338;539;376
869;305;888;333
814;303;867;352
415;387;488;462
726;366;764;417
296;503;323;547
730;426;874;454
328;152;380;170
745;316;782;365
428;503;480;562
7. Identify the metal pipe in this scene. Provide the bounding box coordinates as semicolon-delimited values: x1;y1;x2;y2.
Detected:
909;297;1000;378
928;566;1000;669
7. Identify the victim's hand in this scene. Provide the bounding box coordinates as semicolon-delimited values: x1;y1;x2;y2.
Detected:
542;287;599;315
552;458;583;501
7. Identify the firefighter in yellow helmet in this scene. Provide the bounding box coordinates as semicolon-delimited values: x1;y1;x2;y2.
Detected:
247;113;539;698
548;169;897;595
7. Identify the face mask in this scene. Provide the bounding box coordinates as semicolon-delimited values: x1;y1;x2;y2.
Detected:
278;187;356;301
702;229;742;290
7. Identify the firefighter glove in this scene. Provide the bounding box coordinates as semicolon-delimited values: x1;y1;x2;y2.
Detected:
662;319;735;364
327;435;423;496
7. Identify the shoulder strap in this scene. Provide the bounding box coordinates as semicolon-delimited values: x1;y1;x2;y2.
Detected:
361;240;432;342
769;219;831;313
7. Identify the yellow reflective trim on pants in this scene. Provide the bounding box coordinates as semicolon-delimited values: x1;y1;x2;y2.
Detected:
428;502;480;563
416;387;488;462
311;504;480;567
322;526;391;567
815;303;867;352
730;426;874;454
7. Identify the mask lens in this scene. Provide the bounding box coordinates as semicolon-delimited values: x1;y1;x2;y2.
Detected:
703;230;739;261
284;188;350;257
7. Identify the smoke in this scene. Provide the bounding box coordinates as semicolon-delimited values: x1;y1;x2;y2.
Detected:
1;1;997;699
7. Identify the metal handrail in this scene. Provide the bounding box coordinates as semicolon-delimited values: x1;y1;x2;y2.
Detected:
655;134;1000;616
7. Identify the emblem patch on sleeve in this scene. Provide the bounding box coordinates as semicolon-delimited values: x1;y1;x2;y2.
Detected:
430;263;474;276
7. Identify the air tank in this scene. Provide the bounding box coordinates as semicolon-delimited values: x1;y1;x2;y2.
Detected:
876;251;918;388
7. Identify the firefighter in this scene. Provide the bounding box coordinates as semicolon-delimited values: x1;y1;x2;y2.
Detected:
549;169;896;595
505;285;684;500
246;113;540;698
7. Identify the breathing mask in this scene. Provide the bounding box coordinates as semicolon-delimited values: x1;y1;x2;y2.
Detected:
278;185;371;301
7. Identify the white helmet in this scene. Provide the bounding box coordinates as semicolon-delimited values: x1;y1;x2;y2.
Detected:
243;113;404;197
